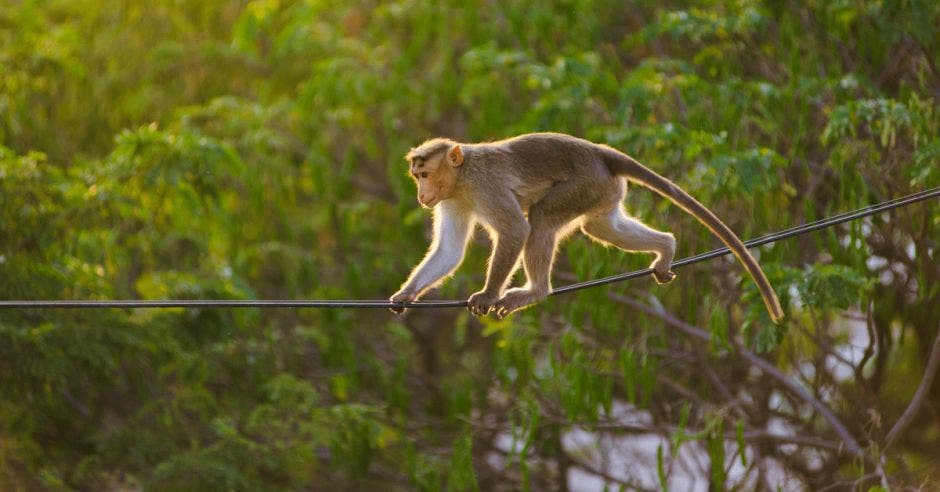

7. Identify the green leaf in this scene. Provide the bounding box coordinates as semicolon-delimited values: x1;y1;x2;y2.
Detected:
736;420;747;467
799;264;869;311
448;428;479;492
706;419;726;489
656;444;667;492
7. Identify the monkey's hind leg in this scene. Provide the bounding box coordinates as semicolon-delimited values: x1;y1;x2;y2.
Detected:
491;220;559;319
581;207;677;284
493;180;605;319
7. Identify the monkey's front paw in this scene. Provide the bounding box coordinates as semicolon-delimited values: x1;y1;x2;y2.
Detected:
467;291;499;317
652;269;676;285
492;288;539;320
389;290;418;314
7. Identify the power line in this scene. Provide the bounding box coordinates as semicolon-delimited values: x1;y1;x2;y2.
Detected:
1;187;937;310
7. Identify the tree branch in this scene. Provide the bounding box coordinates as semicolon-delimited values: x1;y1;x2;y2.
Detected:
606;292;865;457
883;322;940;451
587;422;842;452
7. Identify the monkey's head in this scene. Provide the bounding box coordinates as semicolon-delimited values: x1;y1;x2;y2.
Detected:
405;138;464;209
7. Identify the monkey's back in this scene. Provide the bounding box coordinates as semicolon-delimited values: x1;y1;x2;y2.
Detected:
460;133;622;215
491;133;614;180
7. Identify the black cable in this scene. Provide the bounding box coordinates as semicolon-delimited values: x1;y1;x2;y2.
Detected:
1;187;937;310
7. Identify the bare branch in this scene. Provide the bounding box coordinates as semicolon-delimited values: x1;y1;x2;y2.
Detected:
606;292;865;457
858;299;877;381
883;322;940;451
566;453;648;490
588;422;842;452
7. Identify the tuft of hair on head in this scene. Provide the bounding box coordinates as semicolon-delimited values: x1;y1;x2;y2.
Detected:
406;138;457;162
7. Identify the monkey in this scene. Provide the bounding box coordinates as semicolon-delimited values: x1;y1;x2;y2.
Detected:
389;132;784;323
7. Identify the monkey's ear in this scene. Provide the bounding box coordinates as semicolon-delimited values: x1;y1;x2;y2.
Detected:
448;145;464;167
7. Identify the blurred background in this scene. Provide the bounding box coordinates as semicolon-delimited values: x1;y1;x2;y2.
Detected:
1;0;938;489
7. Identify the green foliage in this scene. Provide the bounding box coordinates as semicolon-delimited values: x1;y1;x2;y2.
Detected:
1;0;938;489
706;418;727;490
448;429;479;492
798;264;870;311
656;443;667;491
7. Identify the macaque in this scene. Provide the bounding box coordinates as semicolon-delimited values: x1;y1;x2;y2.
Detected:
389;133;784;323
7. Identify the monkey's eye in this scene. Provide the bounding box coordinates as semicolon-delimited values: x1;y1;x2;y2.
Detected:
420;172;428;178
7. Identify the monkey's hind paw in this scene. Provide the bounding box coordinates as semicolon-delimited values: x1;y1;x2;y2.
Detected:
493;303;516;320
492;289;541;320
652;269;676;285
467;291;499;317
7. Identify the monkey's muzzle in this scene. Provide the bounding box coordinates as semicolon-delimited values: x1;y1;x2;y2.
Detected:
419;197;439;208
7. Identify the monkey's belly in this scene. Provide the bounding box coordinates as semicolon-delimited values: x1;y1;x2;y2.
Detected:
509;177;555;212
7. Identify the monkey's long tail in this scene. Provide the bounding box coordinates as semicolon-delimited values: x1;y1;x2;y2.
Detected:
603;149;785;323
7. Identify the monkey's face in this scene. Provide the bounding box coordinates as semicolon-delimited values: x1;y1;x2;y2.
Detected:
407;144;464;209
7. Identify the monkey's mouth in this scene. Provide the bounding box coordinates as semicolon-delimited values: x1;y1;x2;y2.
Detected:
419;197;439;208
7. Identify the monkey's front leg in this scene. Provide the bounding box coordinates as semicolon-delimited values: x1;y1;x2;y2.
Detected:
390;204;473;314
467;224;529;316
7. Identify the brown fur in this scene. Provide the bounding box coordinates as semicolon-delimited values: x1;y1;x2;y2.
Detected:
390;132;784;323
